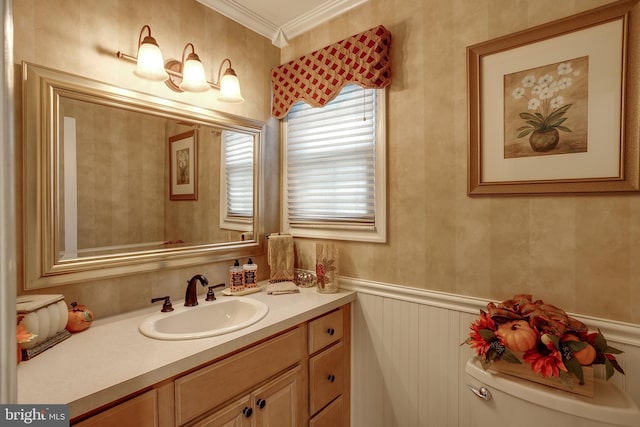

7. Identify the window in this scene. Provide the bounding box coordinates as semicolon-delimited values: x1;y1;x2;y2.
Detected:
220;130;253;232
282;84;386;242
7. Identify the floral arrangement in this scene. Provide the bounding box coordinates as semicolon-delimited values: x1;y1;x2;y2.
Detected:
464;294;624;384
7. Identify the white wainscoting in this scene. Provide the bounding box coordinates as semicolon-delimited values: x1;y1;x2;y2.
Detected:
341;278;640;427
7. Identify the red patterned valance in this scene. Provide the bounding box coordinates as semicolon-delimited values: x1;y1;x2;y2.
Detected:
271;25;392;118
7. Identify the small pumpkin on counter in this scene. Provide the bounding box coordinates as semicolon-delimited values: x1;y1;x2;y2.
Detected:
496;320;538;352
66;302;94;333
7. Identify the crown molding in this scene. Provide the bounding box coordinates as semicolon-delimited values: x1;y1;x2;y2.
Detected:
196;0;368;48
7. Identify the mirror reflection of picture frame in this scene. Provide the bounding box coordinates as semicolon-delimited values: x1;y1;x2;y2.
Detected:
169;130;198;200
467;0;640;195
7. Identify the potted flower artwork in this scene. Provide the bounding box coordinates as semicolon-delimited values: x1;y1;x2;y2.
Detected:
504;57;588;157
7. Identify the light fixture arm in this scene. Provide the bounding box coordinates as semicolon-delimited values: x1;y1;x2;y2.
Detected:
181;43;198;70
216;58;234;85
138;25;154;48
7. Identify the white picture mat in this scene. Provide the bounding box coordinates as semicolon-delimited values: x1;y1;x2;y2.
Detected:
481;19;623;183
171;135;195;196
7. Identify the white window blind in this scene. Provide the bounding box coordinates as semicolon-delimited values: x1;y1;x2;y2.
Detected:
222;130;253;220
283;85;386;242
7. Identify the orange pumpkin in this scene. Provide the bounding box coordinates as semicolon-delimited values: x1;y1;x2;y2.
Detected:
496;320;538;352
563;335;596;365
66;302;94;333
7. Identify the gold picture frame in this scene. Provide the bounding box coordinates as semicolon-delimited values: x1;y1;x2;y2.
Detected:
468;0;640;195
169;130;198;200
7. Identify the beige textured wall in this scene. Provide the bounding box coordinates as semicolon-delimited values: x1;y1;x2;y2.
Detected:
14;0;281;317
284;0;640;324
61;98;167;250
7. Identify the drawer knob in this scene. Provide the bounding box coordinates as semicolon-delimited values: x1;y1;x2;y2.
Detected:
256;398;267;409
243;407;253;418
327;328;335;336
327;374;336;382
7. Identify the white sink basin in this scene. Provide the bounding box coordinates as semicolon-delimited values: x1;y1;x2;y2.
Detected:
139;298;269;340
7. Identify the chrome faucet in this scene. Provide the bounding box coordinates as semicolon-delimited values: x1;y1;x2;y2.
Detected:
185;274;209;307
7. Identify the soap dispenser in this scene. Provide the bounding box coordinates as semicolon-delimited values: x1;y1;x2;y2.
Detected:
229;259;245;293
243;258;258;288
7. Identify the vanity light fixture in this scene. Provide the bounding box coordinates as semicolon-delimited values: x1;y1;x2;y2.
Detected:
116;25;244;103
176;43;209;92
216;58;244;103
133;25;169;81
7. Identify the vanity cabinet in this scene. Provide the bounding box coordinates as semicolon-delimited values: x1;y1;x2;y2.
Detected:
176;326;306;426
71;303;351;427
308;307;350;426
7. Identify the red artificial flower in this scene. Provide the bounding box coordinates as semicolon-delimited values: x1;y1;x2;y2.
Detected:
468;310;496;356
523;342;567;378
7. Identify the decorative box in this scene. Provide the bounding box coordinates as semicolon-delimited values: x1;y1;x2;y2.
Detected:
490;356;594;397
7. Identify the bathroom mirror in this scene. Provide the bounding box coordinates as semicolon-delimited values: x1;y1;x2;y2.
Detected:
23;62;264;289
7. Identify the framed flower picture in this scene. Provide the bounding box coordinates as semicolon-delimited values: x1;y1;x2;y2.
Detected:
169;130;198;201
467;0;640;195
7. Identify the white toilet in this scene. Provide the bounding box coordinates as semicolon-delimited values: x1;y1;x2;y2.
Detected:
465;357;640;426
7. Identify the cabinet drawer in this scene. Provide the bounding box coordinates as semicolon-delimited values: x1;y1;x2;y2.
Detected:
309;395;344;427
175;327;304;425
308;309;343;354
75;390;158;427
309;341;344;415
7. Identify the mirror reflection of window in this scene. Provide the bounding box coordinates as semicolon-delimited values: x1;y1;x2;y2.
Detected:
220;131;254;236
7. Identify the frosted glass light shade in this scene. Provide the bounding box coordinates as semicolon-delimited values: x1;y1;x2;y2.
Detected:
180;57;209;92
218;71;244;103
134;41;168;81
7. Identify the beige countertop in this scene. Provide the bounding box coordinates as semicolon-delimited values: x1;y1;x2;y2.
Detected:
17;286;356;419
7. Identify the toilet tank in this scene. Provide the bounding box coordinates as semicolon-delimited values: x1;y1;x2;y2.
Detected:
465;357;640;427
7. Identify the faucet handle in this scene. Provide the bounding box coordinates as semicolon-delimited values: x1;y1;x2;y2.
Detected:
151;296;174;312
205;283;227;301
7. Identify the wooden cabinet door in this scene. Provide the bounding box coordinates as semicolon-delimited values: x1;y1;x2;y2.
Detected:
192;395;252;427
253;365;303;427
74;390;158;427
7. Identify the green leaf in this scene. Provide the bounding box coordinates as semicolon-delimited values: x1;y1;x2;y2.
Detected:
519;112;543;124
478;329;496;341
535;112;545;121
546;104;572;122
564;357;585;384
605;345;624;355
556;126;572;133
566;340;587;352
609;358;626;375
605;358;615;380
593;329;608;353
500;348;522;364
517;129;533;138
548;117;567;128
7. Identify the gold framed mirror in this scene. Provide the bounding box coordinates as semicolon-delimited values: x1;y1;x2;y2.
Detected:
22;62;264;289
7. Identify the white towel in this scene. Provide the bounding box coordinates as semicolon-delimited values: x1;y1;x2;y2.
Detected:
266;281;300;295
